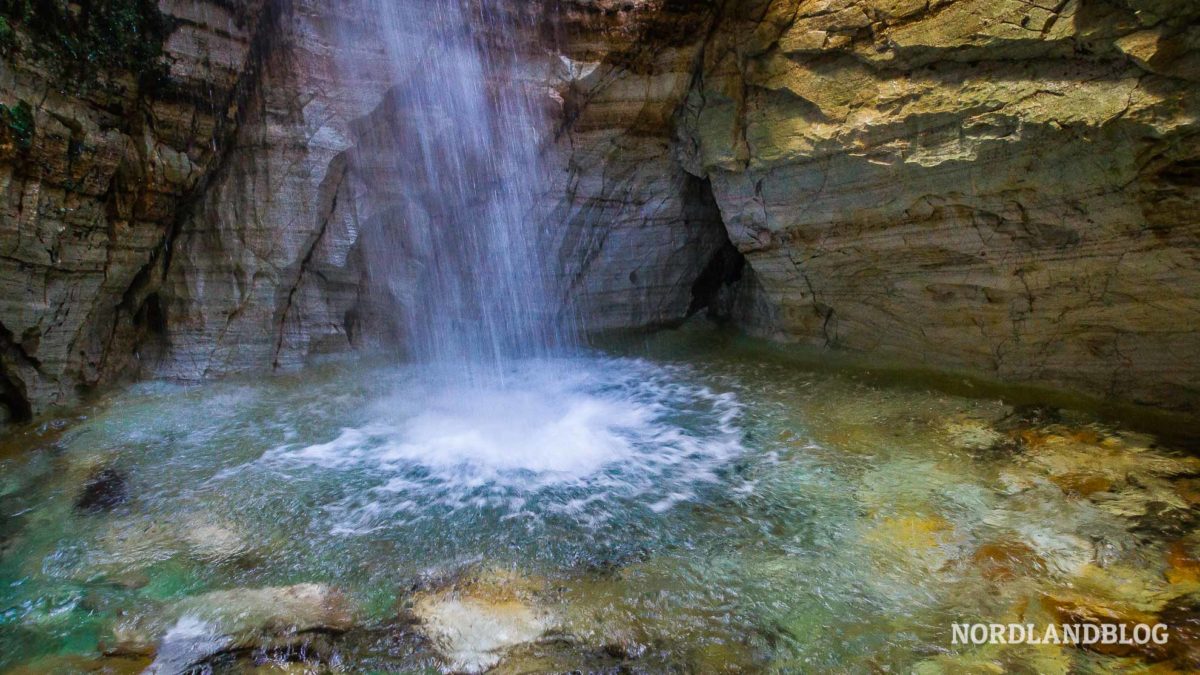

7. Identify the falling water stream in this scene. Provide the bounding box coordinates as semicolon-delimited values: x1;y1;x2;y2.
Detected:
347;0;571;371
328;0;666;507
0;1;1198;672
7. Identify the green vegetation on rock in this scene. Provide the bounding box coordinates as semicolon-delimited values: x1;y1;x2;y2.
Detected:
0;99;33;151
0;0;169;89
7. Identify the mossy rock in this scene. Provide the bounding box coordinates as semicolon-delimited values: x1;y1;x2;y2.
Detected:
0;99;33;153
0;0;170;91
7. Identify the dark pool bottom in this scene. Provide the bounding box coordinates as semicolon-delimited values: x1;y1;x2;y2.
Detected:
1;329;1197;672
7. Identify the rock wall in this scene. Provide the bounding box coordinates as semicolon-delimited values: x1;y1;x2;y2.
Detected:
0;0;269;419
151;0;380;380
677;0;1200;420
544;1;736;331
0;0;734;415
150;0;736;378
1;0;1197;426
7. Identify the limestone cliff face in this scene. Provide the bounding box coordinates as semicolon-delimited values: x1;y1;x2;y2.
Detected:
1;0;1197;425
0;0;269;419
538;1;735;331
675;0;1200;419
150;0;378;380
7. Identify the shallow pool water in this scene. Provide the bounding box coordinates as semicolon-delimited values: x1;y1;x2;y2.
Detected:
1;329;1198;672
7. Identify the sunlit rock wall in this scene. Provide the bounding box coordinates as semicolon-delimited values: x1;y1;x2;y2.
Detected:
677;0;1200;419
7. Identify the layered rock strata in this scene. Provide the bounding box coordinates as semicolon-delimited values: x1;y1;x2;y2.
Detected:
0;0;274;419
677;0;1200;419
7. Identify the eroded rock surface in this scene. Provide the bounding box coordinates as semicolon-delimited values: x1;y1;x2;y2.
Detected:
111;583;355;672
116;0;738;381
411;571;555;673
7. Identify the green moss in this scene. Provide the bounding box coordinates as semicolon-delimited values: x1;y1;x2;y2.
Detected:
0;99;34;151
0;0;170;90
0;16;13;49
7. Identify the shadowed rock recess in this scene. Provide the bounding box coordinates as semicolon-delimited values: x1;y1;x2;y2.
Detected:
0;0;1197;426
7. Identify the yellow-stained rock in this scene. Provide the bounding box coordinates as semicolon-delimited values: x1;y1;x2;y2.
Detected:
1165;542;1200;586
971;540;1044;582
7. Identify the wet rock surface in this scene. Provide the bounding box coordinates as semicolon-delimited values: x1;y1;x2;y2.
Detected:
406;569;557;673
110;583;356;672
0;0;271;418
676;0;1200;422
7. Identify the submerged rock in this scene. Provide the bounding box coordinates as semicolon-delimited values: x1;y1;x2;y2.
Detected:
971;540;1044;582
1041;592;1166;660
1046;472;1112;498
83;511;255;579
111;583;355;672
994;406;1064;433
178;515;251;562
89;520;179;573
409;569;555;673
1037;561;1200;664
415;596;550;673
1013;430;1200;523
941;419;1007;453
1157;596;1200;669
5;653;151;674
861;514;965;587
146;616;235;674
1166;541;1200;586
75;467;128;513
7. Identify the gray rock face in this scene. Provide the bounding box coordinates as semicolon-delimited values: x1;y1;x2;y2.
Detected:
1;0;1197;426
152;0;383;380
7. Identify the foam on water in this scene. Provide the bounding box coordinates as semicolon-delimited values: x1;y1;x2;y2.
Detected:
260;357;745;531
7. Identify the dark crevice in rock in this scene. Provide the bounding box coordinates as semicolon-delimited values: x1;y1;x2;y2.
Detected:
135;293;168;337
271;160;349;369
1158;158;1200;188
687;239;745;319
343;307;360;348
0;321;36;423
128;292;169;368
684;176;745;322
0;376;30;425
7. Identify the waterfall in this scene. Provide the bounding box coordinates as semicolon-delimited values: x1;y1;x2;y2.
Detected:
316;1;744;497
341;0;572;378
